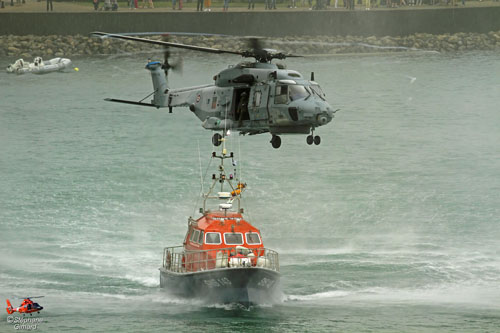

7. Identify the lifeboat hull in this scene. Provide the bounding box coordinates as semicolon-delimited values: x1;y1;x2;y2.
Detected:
159;267;281;306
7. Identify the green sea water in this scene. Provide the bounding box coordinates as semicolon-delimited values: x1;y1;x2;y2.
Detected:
1;50;499;332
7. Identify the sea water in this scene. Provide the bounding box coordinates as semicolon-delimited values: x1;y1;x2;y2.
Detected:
1;50;499;332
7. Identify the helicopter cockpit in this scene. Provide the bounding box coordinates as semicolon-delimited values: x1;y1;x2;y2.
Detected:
274;80;326;104
309;82;326;100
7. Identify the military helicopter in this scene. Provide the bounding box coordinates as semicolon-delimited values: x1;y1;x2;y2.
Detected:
6;297;44;315
91;32;337;149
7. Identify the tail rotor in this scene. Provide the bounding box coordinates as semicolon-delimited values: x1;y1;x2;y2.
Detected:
6;299;15;314
161;35;183;77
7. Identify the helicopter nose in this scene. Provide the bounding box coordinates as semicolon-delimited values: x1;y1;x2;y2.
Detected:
317;114;329;125
315;110;332;126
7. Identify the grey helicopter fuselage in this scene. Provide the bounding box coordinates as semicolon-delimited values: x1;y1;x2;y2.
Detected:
147;60;335;138
91;31;336;147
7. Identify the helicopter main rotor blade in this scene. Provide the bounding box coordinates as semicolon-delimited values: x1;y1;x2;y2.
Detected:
108;32;233;37
91;32;243;56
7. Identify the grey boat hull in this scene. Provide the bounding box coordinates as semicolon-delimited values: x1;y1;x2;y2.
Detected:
159;267;281;306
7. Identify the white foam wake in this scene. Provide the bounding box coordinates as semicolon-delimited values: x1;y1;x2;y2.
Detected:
286;290;351;302
124;274;158;288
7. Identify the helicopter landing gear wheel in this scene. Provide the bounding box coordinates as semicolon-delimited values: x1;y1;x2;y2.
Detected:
314;135;321;145
212;133;222;146
270;135;281;149
306;135;314;145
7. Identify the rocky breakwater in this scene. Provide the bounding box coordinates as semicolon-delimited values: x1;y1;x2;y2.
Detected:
1;31;500;59
0;35;160;59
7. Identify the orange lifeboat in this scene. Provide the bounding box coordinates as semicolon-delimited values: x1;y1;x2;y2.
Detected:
159;147;280;306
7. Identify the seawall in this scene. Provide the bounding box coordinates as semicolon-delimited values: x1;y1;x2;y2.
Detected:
1;7;500;37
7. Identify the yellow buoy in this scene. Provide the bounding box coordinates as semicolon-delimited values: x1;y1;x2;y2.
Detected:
74;67;79;72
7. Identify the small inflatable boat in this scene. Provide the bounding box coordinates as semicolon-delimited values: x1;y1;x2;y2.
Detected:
6;57;74;75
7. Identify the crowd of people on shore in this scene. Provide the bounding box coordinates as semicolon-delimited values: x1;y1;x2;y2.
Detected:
0;0;487;12
101;0;470;11
332;0;467;10
134;0;470;10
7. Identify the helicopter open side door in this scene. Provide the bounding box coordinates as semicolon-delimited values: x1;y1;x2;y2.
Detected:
232;87;250;122
248;84;269;121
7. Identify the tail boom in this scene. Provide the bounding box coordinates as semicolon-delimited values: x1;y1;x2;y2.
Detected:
145;61;168;107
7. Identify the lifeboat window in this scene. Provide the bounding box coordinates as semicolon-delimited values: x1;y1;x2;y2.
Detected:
205;232;221;245
224;233;243;245
190;230;200;243
245;232;262;245
198;231;204;244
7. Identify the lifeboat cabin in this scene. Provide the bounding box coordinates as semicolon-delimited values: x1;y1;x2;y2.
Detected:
182;210;274;272
163;208;278;274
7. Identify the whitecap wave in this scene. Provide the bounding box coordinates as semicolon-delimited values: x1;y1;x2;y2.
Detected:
285;284;500;309
124;274;158;288
286;290;351;302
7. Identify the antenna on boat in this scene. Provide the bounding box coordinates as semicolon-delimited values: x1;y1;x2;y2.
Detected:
238;134;242;186
197;139;203;195
193;138;215;217
223;96;229;155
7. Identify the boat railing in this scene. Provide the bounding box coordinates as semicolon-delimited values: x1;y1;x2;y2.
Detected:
162;246;279;273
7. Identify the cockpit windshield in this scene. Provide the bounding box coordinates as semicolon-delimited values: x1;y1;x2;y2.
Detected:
275;84;310;104
310;84;326;100
289;85;310;101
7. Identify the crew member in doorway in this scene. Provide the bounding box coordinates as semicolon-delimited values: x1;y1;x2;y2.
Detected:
237;91;249;127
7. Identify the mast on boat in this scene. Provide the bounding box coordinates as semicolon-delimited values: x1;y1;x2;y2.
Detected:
200;136;246;216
